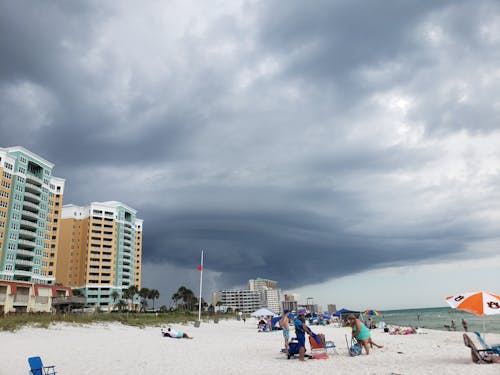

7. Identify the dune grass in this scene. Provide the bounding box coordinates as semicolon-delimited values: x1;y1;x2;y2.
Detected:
0;311;233;332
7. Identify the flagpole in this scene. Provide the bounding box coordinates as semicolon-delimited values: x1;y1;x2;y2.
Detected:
198;250;204;323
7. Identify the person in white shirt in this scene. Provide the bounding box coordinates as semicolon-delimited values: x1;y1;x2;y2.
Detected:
162;327;193;339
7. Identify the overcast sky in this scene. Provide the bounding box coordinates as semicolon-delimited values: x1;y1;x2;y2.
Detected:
1;0;500;310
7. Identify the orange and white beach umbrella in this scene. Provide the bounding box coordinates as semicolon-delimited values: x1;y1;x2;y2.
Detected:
445;291;500;316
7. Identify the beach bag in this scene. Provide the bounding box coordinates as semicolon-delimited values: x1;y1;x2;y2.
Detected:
349;338;362;356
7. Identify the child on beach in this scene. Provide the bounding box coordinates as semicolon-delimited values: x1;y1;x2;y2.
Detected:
279;310;290;352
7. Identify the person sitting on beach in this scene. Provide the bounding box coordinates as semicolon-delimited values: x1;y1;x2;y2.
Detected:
294;309;313;361
348;314;383;355
389;326;417;335
258;319;266;332
279;309;291;352
162;327;193;339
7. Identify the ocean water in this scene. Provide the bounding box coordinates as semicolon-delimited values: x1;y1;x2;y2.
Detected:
376;307;500;334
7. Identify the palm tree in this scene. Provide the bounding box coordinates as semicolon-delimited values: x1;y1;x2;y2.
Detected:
139;288;150;312
171;286;196;311
111;290;120;311
122;285;138;311
149;289;160;311
116;299;127;312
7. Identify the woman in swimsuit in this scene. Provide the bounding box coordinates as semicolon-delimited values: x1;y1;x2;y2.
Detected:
348;314;383;355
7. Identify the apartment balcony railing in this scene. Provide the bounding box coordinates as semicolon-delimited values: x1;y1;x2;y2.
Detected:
25;182;42;194
17;240;36;248
18;238;36;247
15;259;34;267
21;210;38;221
24;191;41;203
23;201;40;213
26;174;43;186
19;229;37;239
16;249;35;257
20;219;38;230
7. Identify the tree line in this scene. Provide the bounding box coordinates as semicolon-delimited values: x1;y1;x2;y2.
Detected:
107;285;208;312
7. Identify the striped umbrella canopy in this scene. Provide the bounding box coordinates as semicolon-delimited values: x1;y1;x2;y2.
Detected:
445;291;500;316
445;291;500;334
363;309;380;316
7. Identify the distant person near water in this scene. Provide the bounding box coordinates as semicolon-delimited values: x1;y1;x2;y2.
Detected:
279;309;291;352
451;320;456;331
462;318;468;332
348;314;383;355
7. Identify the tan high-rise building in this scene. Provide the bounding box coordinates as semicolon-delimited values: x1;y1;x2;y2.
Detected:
56;202;143;310
0;147;64;285
248;277;282;313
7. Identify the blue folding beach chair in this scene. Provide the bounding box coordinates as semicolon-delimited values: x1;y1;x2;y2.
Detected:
28;356;57;375
474;332;500;354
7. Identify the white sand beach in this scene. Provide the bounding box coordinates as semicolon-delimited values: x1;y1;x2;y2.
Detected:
2;319;499;375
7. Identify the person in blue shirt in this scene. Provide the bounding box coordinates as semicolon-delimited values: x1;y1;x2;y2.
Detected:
294;308;313;361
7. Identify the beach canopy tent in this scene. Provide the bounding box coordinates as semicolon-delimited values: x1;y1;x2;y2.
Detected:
271;316;281;328
332;308;359;317
332;308;361;324
251;307;279;317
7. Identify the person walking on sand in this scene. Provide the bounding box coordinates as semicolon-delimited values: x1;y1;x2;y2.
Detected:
348;314;383;355
294;308;313;361
279;310;291;352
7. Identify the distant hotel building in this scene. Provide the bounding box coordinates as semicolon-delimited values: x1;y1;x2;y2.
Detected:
248;277;282;313
327;304;337;314
282;293;298;313
212;289;261;313
57;202;143;310
212;277;283;313
0;147;64;285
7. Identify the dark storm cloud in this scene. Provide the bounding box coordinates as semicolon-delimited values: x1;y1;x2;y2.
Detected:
1;0;500;301
141;204;476;290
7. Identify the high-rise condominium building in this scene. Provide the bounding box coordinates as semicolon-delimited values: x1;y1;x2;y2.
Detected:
56;202;143;310
212;289;261;313
248;277;282;313
0;147;65;285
